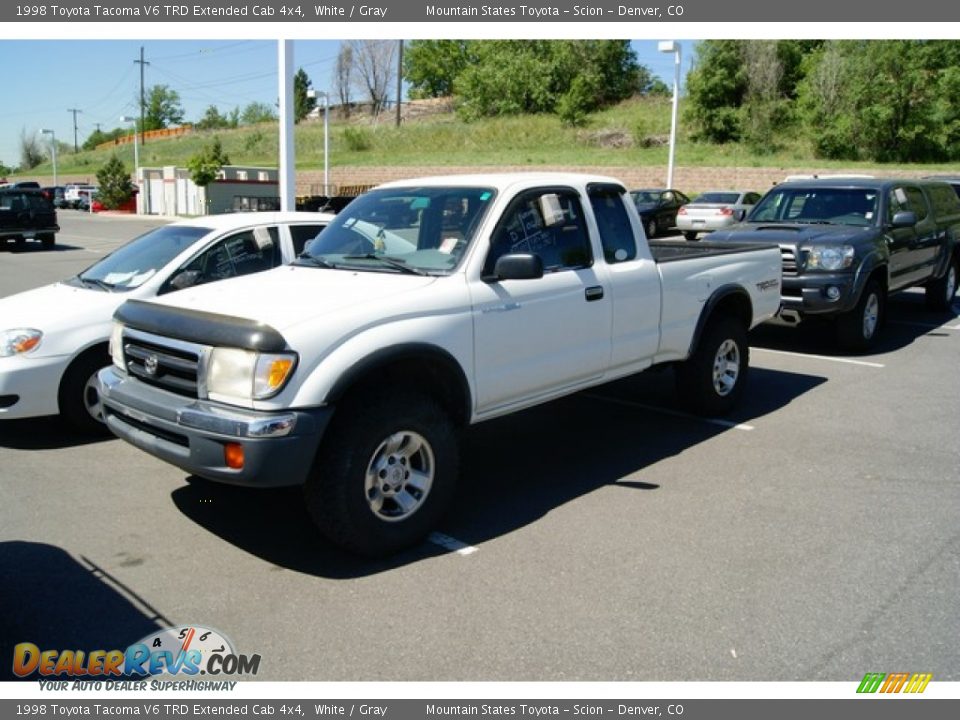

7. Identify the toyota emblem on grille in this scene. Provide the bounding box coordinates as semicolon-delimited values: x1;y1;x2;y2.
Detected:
144;354;159;376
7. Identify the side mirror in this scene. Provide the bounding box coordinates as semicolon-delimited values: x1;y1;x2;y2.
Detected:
891;210;917;228
490;253;544;281
168;270;201;291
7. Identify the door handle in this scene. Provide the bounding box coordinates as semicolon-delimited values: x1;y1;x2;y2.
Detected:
585;286;604;302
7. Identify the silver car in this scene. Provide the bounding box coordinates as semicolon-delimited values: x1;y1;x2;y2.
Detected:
676;190;762;241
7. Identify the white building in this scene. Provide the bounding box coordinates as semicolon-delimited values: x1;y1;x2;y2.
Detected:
137;165;279;216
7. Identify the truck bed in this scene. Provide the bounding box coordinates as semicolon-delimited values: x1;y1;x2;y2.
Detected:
649;239;778;263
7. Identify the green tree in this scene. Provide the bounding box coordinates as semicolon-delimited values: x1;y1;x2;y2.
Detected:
142;85;185;131
195;105;236;130
20;128;45;170
797;40;960;162
186;137;231;188
294;68;316;123
403;40;474;98
452;40;644;121
240;102;277;125
95;155;135;209
0;160;13;177
684;40;749;143
82;127;127;151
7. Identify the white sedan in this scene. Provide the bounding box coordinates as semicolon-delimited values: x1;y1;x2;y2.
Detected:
0;211;334;432
676;190;762;241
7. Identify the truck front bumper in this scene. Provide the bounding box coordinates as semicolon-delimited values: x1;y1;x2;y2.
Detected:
98;366;332;487
777;272;859;320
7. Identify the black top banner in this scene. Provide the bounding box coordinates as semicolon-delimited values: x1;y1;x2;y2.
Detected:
3;0;958;23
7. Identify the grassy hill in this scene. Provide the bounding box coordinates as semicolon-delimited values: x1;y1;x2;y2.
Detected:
17;97;958;181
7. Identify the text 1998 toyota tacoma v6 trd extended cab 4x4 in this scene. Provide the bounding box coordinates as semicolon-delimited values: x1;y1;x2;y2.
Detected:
710;178;960;350
98;174;782;556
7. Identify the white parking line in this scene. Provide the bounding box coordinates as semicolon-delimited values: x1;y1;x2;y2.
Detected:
428;532;478;556
754;348;885;368
582;394;755;431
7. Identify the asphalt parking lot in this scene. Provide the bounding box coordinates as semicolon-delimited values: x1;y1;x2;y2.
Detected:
1;212;958;682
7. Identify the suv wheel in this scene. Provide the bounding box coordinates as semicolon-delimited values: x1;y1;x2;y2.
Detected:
925;258;958;311
837;279;884;352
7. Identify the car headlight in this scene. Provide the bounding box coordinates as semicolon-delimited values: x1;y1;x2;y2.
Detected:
805;245;855;271
206;348;297;403
0;328;43;357
110;322;125;369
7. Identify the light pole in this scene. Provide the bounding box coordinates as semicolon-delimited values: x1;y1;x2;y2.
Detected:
307;89;330;195
121;116;140;213
658;40;681;189
40;129;58;187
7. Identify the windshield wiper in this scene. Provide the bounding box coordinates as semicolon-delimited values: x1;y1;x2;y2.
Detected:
77;275;116;292
294;254;338;269
342;254;429;276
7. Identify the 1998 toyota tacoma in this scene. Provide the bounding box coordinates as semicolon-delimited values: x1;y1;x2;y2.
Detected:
98;174;781;556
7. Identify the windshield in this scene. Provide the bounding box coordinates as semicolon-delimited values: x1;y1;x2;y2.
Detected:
749;187;879;227
299;186;496;274
631;190;661;204
78;224;211;290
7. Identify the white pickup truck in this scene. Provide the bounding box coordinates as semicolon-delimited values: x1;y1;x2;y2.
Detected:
98;173;782;556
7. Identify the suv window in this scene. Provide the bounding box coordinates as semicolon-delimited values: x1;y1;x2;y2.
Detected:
888;186;929;222
485;189;592;275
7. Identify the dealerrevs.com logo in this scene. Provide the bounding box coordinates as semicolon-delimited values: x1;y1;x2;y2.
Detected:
857;672;932;694
13;625;261;680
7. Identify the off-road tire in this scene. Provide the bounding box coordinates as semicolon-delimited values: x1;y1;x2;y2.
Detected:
675;315;749;416
304;391;459;557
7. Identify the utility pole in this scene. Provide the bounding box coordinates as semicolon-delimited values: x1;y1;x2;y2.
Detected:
395;40;403;128
134;46;150;145
67;108;82;152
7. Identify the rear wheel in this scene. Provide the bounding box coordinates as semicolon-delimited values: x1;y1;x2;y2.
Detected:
676;316;749;416
58;346;111;434
645;217;658;239
925;258;958;311
683;231;698;242
837;279;884;352
304;390;459;557
40;233;55;249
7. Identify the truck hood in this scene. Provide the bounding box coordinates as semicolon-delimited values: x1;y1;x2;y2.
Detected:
710;222;873;246
140;265;440;334
0;281;122;332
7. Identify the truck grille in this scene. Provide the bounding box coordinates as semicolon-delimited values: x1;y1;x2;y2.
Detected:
780;246;798;277
122;329;204;399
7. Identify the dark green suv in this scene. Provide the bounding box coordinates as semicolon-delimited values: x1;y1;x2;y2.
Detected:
0;188;59;250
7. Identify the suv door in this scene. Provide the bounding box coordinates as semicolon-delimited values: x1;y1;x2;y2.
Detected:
885;185;937;290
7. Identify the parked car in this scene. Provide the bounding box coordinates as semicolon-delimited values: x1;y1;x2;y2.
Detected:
41;186;67;207
0;211;334;433
629;188;690;238
710;178;960;350
0;187;59;250
98;173;782;556
676;190;762;241
64;184;97;209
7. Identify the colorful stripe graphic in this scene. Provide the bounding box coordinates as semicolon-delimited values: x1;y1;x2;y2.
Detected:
857;672;932;694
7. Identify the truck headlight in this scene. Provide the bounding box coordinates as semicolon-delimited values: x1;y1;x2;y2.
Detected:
110;322;125;369
805;245;855;271
207;348;297;402
0;328;43;357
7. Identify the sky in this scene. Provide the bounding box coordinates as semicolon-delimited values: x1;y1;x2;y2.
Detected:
0;39;693;173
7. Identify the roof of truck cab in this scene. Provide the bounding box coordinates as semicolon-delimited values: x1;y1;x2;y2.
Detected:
374;172;627;193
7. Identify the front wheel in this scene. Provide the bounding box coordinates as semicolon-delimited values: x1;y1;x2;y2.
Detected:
925;259;958;311
304;391;459;557
675;316;749;416
58;347;111;434
837;279;884;352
